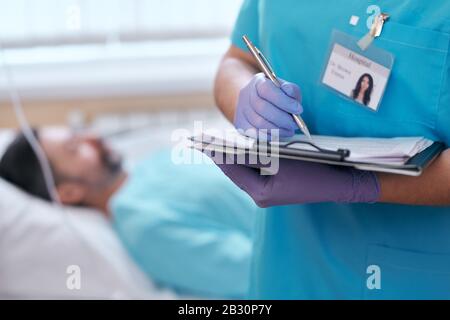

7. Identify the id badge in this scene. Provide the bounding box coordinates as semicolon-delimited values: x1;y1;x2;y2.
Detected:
321;30;394;112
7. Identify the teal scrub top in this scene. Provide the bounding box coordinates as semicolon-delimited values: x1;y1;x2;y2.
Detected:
111;150;258;298
232;0;450;299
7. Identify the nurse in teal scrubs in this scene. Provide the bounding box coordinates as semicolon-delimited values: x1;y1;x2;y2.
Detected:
213;0;450;299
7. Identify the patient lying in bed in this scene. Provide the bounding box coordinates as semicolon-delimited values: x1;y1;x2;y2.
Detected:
0;127;257;299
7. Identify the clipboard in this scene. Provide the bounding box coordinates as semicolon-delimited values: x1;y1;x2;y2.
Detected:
189;135;446;177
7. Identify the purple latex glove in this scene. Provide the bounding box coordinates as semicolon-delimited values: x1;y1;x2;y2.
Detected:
234;73;303;138
208;154;380;208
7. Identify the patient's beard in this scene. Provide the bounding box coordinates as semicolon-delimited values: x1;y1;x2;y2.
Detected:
103;150;123;178
87;171;127;217
82;146;126;215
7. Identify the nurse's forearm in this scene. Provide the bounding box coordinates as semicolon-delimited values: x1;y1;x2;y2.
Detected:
215;48;450;207
378;149;450;206
214;46;258;121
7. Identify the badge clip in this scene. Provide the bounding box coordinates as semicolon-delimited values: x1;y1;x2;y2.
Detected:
358;13;389;51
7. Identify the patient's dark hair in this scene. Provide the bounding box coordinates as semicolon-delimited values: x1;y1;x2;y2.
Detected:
0;129;52;201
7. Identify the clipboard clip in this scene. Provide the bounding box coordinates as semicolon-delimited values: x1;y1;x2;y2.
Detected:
281;140;351;161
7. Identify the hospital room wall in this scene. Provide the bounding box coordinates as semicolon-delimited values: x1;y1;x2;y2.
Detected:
0;92;215;128
0;41;224;128
0;0;242;128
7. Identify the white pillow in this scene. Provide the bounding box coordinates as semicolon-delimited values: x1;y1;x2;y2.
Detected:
0;130;14;157
0;132;176;299
0;178;180;299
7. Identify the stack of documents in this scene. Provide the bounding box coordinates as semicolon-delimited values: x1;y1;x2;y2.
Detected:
193;131;434;166
278;135;434;165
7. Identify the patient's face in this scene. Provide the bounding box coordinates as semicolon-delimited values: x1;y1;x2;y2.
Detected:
39;127;122;187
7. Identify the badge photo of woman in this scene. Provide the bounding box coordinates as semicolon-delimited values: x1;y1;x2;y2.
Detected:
352;73;374;106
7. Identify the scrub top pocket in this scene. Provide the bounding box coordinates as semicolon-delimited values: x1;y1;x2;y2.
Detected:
364;244;450;300
336;22;449;133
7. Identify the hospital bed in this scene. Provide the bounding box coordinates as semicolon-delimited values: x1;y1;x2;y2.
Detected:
0;108;228;299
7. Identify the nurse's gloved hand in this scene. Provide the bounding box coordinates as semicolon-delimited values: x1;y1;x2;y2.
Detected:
234;73;303;139
207;154;380;208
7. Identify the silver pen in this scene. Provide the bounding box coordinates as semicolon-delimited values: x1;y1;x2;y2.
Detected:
242;35;313;142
